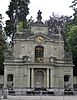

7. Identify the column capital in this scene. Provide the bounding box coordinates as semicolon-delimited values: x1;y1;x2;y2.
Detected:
47;68;50;70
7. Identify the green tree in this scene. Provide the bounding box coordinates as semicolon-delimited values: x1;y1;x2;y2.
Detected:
0;14;6;75
67;0;77;75
67;24;77;75
5;0;30;37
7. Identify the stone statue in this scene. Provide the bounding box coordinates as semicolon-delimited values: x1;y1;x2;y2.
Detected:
37;10;42;21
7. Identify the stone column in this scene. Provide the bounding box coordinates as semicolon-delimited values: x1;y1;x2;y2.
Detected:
27;68;30;88
50;69;53;88
31;68;34;88
70;68;73;89
4;67;7;89
47;69;49;88
3;67;8;99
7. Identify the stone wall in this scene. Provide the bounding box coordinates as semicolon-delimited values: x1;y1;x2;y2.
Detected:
0;75;4;84
13;39;64;61
0;75;4;89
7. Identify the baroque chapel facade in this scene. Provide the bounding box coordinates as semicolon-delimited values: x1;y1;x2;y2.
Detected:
4;11;74;91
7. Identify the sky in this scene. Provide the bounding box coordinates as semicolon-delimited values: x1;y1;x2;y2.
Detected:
0;0;74;23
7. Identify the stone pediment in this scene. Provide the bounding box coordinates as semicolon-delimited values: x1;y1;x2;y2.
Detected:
26;33;53;42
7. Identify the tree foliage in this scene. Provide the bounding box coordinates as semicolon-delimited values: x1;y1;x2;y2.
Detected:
67;0;77;75
67;24;77;76
46;14;71;49
0;14;6;75
5;0;30;37
68;25;77;55
70;0;77;23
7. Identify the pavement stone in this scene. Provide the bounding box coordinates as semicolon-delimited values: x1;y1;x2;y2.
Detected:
1;96;77;100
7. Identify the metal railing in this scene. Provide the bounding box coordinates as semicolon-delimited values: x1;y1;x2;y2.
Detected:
0;88;77;96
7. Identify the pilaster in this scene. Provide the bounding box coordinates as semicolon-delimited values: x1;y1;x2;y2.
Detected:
27;68;30;87
47;69;49;88
50;69;53;87
4;67;7;88
31;68;34;88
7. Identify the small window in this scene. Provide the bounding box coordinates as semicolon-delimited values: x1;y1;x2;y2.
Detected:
7;74;13;81
64;75;70;82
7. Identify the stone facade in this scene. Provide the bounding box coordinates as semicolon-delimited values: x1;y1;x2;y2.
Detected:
0;75;4;89
4;11;74;90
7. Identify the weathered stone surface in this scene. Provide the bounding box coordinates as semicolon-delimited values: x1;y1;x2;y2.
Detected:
4;11;74;90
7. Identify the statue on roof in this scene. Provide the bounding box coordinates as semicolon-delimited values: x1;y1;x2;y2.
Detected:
37;10;42;22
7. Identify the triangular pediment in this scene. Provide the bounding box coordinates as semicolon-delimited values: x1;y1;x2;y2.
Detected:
26;33;53;42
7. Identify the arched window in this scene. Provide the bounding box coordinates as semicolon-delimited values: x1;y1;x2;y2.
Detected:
35;46;44;63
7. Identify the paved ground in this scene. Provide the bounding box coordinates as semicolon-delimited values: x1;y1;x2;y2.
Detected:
1;96;77;100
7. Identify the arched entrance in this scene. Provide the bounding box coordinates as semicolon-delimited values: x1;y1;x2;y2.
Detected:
34;70;44;88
